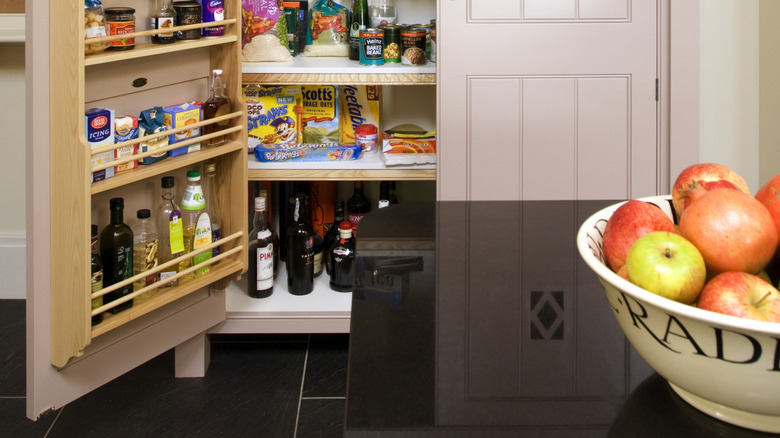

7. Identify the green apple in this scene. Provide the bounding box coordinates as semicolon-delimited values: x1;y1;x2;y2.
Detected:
625;231;706;304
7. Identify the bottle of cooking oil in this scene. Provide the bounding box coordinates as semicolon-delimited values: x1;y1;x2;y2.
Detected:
180;169;212;277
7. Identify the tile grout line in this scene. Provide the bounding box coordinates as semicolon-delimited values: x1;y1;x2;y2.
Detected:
293;333;311;438
42;406;63;438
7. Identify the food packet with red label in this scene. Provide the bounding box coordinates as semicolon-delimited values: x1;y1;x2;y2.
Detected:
241;0;293;61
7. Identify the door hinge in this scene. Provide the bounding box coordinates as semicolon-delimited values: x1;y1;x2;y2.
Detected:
655;79;659;101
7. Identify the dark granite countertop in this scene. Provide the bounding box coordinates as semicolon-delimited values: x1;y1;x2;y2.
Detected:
345;201;777;437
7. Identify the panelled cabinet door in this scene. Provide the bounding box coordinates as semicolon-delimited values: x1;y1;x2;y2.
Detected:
438;0;662;201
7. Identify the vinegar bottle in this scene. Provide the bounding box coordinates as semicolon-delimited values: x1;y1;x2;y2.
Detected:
286;192;314;295
99;197;134;314
202;161;222;258
90;224;104;326
157;176;184;287
180;170;212;277
203;69;232;147
132;209;159;298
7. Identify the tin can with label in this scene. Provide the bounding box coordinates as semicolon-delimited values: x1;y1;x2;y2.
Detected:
105;7;136;51
380;24;401;63
360;28;385;66
174;1;202;40
401;26;427;65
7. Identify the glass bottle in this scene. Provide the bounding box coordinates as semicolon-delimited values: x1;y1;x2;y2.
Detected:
157;176;184;287
99;197;134;314
286;192;314;295
379;181;390;208
259;188;280;278
347;181;371;234
369;0;396;28
248;196;275;298
324;199;345;275
203;69;232;147
313;232;324;278
349;0;370;60
90;224;104;326
132;209;160;298
388;181;398;204
150;0;176;44
202;162;222;259
180;170;212;277
329;222;356;292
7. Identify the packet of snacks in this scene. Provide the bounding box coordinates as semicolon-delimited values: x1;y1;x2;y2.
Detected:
244;84;302;153
303;0;349;57
241;0;293;61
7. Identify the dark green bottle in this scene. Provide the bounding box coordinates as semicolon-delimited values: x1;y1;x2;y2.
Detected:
349;0;370;60
100;197;134;314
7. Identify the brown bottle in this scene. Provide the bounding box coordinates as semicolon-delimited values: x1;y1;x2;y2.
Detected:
203;69;231;147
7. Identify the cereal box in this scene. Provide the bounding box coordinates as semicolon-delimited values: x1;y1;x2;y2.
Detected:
85;107;115;183
244;84;302;153
254;143;361;162
164;101;203;157
340;85;380;144
114;115;138;172
301;85;339;144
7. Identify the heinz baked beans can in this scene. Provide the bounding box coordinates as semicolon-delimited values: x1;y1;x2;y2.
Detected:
359;28;385;66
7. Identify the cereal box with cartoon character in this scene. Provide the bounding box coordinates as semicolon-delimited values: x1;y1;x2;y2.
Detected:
244;84;302;153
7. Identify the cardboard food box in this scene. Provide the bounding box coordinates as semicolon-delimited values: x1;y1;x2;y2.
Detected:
301;85;339;144
114;115;138;172
254;143;361;162
85;107;115;183
340;85;381;144
164;101;203;157
244;84;302;154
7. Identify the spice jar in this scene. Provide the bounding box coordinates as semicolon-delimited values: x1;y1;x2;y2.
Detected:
174;1;202;40
105;7;136;51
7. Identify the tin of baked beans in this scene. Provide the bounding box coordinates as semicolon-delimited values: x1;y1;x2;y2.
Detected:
380;24;401;63
174;1;202;40
359;28;385;66
104;7;136;51
401;26;427;65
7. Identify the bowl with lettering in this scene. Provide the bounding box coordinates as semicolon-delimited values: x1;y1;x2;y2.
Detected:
577;195;780;433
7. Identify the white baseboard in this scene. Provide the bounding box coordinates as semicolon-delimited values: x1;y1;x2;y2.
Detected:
0;233;25;299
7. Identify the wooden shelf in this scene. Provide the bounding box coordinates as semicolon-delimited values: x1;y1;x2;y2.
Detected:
247;151;436;181
242;57;436;85
86;30;237;66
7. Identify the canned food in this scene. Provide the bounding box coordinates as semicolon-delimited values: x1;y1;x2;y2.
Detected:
105;7;136;51
359;28;385;66
174;2;202;40
429;19;436;63
380;24;401;63
401;26;427;65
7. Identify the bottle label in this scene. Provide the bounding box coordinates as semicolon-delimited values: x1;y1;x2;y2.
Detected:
211;223;222;256
116;244;132;279
169;211;185;254
181;186;206;210
192;213;212;275
256;243;274;290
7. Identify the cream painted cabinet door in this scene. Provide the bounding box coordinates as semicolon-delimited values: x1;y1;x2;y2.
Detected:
438;0;662;200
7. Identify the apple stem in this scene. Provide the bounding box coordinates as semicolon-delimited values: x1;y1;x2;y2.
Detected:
755;291;772;308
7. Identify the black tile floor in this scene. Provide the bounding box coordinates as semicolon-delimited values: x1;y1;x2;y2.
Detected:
0;299;349;438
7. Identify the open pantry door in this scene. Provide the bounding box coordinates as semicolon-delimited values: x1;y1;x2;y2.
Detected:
438;0;669;201
25;0;243;420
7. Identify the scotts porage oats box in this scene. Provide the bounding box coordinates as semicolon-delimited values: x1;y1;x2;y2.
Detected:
339;85;380;144
301;85;339;144
244;84;302;153
114;115;139;173
85;107;115;183
164;101;203;157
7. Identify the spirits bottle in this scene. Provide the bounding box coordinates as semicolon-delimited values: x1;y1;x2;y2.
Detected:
203;69;232;147
99;197;134;314
329;222;355;292
181;170;212;277
347;181;371;234
90;224;104;326
369;0;396;28
150;0;176;44
202;162;222;258
132;209;159;298
349;0;370;60
286;192;314;295
378;181;390;208
248;196;275;298
324;200;346;275
259;188;280;278
388;181;399;204
157;176;184;287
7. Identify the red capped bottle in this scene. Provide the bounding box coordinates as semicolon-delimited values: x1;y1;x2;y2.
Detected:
329;222;355;292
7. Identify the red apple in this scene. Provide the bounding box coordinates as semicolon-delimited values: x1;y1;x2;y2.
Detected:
755;174;780;242
671;163;750;217
679;188;778;275
602;200;676;272
625;231;707;304
697;272;780;322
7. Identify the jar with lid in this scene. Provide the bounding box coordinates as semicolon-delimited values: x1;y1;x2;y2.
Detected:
105;7;136;51
173;1;202;40
151;0;177;44
84;0;110;54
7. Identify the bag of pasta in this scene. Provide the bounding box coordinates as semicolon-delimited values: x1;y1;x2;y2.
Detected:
303;0;349;57
242;0;293;61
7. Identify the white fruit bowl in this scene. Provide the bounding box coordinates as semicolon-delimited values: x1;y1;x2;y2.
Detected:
577;195;780;433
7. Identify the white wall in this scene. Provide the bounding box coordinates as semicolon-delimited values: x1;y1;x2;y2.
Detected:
759;0;780;185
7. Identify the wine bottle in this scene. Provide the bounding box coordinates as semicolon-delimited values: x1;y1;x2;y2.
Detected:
329;222;355;292
347;181;371;235
286;192;314;295
99;197;134;314
349;0;370;60
324;199;345;275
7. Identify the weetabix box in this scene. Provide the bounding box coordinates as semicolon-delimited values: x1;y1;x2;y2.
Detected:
339;85;380;144
114;115;138;172
85;107;115;183
163;101;203;157
301;85;339;144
